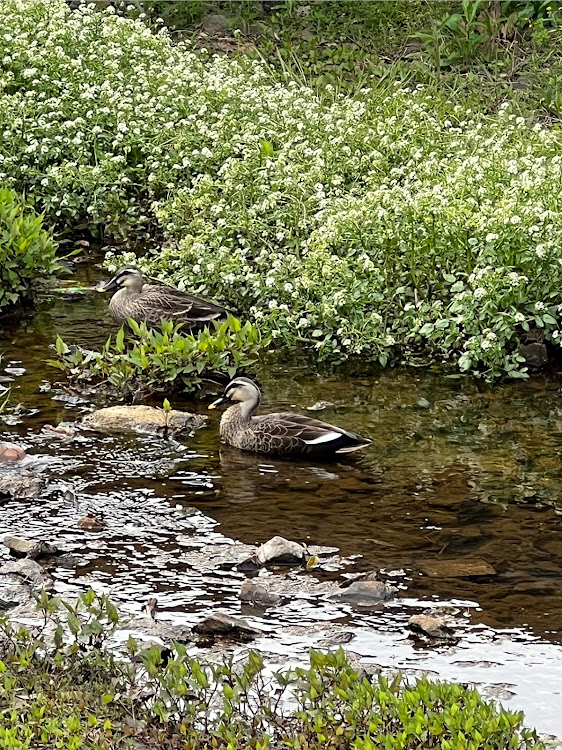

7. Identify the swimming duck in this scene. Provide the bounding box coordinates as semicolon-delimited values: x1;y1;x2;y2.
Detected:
99;266;228;329
209;377;371;458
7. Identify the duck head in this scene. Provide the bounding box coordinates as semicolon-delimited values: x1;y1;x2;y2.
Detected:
209;377;261;410
99;266;144;293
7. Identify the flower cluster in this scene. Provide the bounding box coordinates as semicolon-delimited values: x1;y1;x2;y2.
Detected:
3;0;562;377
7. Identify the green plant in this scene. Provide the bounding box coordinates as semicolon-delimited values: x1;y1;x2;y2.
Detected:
48;315;266;398
0;594;545;750
0;188;61;310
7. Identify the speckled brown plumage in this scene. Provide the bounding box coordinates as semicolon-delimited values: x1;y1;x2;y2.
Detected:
210;377;371;459
101;266;227;329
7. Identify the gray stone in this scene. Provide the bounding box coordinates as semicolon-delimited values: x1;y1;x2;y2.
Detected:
408;614;456;640
0;558;53;592
240;580;281;607
331;579;397;607
518;341;548;368
4;536;59;560
0;470;45;500
256;536;306;566
193;613;259;642
200;14;229;35
82;405;207;437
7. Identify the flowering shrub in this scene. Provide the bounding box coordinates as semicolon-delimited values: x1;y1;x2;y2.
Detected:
2;0;562;376
0;188;61;310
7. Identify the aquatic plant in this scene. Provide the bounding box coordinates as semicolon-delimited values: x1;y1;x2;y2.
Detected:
0;589;545;750
48;316;265;398
0;188;61;311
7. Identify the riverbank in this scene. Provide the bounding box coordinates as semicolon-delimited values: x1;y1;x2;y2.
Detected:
2;1;562;378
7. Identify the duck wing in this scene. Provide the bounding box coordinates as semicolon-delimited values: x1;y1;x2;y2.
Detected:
256;413;371;454
140;285;227;327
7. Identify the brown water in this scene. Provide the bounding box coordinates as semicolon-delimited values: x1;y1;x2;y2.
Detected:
1;268;562;738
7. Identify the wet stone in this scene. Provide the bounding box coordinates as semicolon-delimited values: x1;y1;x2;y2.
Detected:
255;536;307;566
4;535;59;560
408;614;456;641
331;579;397;607
192;613;259;643
82;405;207;436
0;471;45;500
240;580;281;608
0;558;53;592
0;445;26;462
418;559;496;578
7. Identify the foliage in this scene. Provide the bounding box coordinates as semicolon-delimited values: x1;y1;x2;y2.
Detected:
0;590;545;750
0;188;61;310
48;316;265;397
3;0;562;377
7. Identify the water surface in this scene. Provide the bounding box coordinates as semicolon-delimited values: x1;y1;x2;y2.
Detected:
1;272;561;737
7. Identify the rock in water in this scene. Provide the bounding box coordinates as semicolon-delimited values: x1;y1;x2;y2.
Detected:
4;536;59;560
0;558;53;591
82;405;207;436
192;613;259;643
330;579;397;607
0;470;45;500
240;580;281;607
0;445;26;462
255;536;307;566
418;559;496;578
408;614;456;641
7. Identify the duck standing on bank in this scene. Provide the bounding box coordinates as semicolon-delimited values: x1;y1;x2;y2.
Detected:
209;377;371;459
99;266;228;329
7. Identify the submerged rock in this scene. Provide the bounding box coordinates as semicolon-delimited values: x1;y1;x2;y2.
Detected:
408;614;457;641
240;580;282;608
330;579;397;607
82;405;207;436
193;613;259;643
4;535;59;560
0;470;45;500
418;559;496;578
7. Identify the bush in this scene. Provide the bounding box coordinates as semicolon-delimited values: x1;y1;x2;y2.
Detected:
48;316;266;398
3;0;562;377
0;590;545;750
0;187;60;310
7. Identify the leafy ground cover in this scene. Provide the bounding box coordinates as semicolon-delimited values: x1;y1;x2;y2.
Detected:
0;188;61;310
0;590;545;750
2;1;562;378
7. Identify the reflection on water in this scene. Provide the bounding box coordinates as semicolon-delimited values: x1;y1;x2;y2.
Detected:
1;275;562;736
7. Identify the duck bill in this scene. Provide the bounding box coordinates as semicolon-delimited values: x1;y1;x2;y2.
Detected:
98;276;119;292
208;396;229;410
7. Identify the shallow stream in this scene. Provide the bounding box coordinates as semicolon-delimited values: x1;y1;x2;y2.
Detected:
1;265;562;738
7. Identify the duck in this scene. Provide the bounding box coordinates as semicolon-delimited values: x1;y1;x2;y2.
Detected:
209;377;371;458
99;266;228;329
